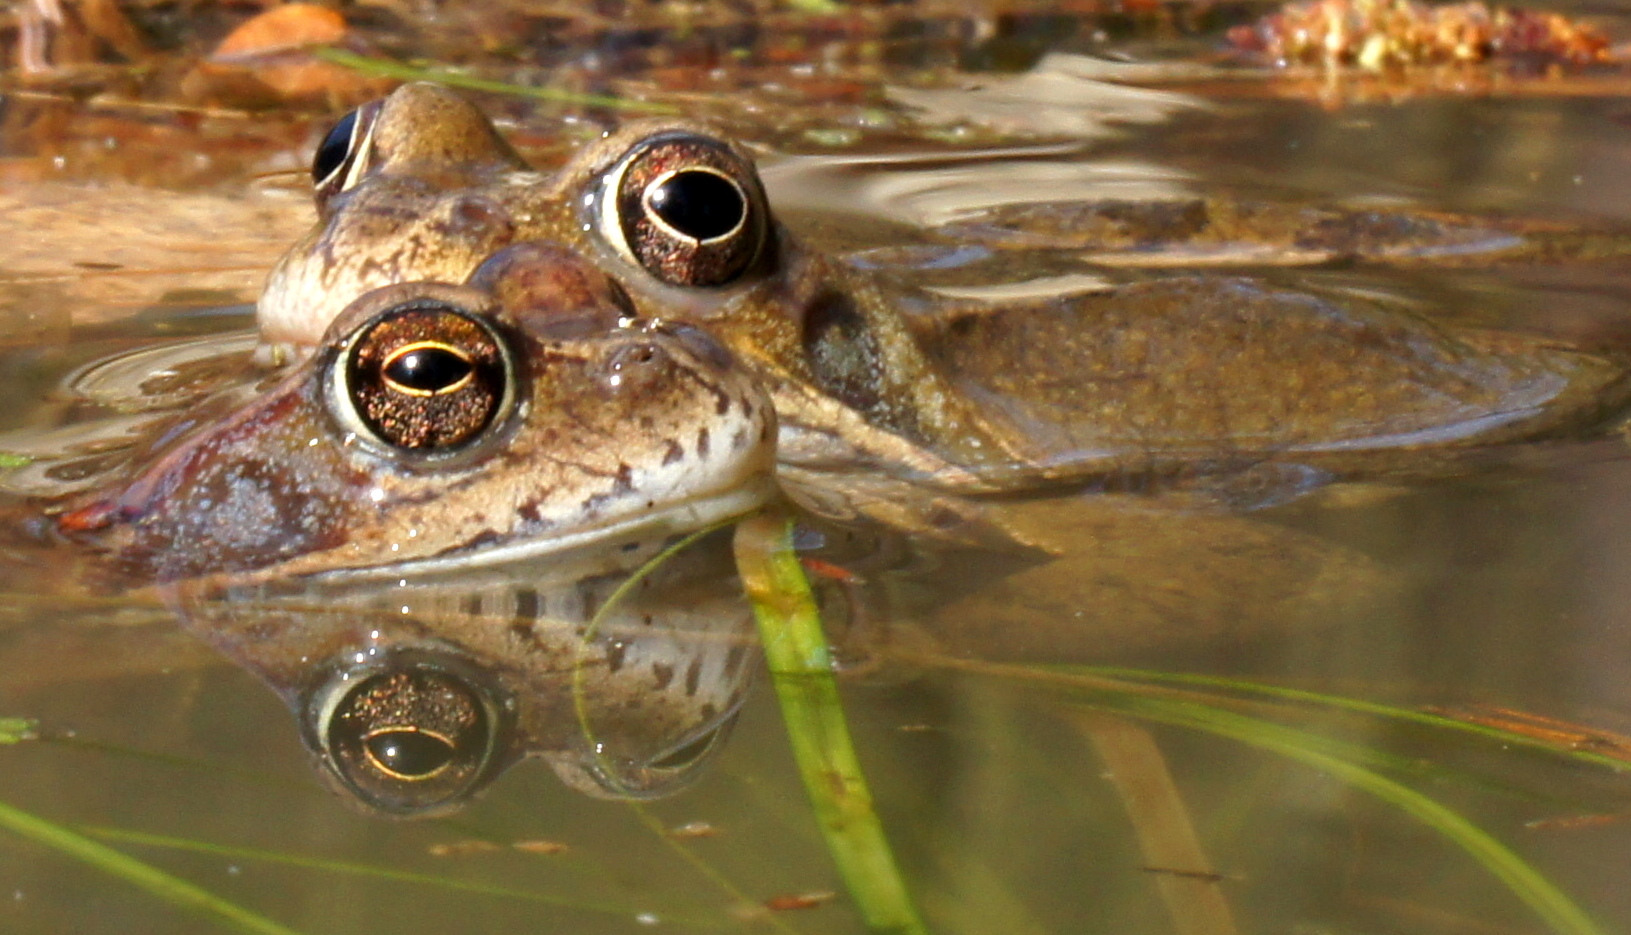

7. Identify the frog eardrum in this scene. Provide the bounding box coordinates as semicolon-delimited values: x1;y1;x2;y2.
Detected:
595;133;768;288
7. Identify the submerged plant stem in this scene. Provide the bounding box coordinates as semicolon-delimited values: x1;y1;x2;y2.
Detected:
735;512;927;935
84;826;722;928
905;653;1607;935
0;800;305;935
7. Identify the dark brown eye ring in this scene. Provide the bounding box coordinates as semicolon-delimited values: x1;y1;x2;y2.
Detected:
336;302;514;453
601;135;766;288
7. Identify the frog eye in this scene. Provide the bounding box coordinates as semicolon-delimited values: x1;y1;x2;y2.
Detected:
312;100;381;209
333;301;516;453
312;662;505;816
598;135;767;287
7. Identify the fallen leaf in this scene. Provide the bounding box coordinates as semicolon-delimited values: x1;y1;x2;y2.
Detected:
211;4;347;63
187;4;386;106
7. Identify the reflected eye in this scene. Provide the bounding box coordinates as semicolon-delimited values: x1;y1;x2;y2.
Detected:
335;302;514;452
312;101;380;208
599;135;766;287
364;729;458;779
315;664;505;816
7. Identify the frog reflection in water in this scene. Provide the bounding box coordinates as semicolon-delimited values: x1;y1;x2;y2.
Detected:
25;82;1631;814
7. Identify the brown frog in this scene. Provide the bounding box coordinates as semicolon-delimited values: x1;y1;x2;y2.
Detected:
261;82;1631;527
50;241;777;585
5;82;1624;815
13;243;777;814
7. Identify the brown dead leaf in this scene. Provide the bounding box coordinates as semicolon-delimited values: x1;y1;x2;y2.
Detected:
211;4;347;62
185;4;387;106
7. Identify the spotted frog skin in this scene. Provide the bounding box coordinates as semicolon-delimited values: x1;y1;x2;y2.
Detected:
55;242;776;585
261;82;1631;522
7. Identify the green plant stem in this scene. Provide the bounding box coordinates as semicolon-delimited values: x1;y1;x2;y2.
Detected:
312;48;679;114
1079;667;1631;773
735;512;927;935
1117;695;1608;935
905;654;1606;935
0;801;305;935
84;826;721;928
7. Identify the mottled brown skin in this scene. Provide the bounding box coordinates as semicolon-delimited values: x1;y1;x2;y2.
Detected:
59;245;777;585
262;83;1631;521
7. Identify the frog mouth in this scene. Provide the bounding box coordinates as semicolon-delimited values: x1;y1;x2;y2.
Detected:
323;471;781;582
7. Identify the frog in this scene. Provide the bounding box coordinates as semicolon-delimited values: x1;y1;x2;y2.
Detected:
258;82;1631;530
5;82;1626;814
10;241;776;814
47;239;778;586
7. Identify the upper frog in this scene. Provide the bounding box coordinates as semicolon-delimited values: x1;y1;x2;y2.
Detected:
261;82;1631;521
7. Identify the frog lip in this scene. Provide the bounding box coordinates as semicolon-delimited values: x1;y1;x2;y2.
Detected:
308;474;779;583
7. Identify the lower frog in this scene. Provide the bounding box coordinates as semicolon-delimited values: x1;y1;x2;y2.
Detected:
258;82;1631;529
46;241;777;585
6;243;777;814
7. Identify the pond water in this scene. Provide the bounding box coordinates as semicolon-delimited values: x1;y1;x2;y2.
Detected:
5;6;1631;934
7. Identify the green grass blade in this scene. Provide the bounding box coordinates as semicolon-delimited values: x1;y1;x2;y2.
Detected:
1103;694;1609;935
889;654;1607;935
311;49;679;114
0;717;36;743
564;524;796;931
735;513;928;935
83;826;722;928
1078;667;1631;773
0;800;306;935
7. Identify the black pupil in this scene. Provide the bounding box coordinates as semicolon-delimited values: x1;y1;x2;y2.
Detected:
312;108;359;184
385;346;472;394
365;731;455;778
646;170;744;241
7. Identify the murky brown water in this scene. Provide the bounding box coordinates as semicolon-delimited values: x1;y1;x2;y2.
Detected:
7;6;1631;934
